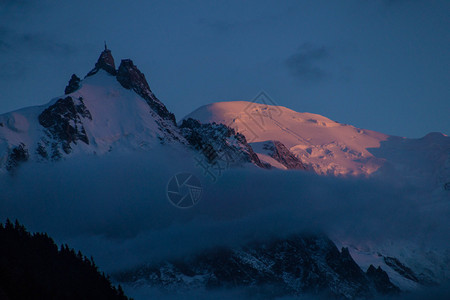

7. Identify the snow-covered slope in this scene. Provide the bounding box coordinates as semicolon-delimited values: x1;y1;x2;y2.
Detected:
0;49;185;172
184;101;450;184
0;73;183;171
0;49;261;173
185;101;389;176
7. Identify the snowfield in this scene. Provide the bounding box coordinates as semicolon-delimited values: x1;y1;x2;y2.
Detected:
185;101;450;189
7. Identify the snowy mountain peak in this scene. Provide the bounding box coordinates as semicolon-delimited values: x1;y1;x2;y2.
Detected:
185;101;389;176
86;45;117;77
117;59;176;124
84;46;176;124
0;48;190;172
0;50;273;173
184;101;450;183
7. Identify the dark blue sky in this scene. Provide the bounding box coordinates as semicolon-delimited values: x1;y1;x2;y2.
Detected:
0;0;448;138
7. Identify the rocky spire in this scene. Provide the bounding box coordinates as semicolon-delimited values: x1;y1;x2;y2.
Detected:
116;59;176;124
86;44;117;77
64;74;81;94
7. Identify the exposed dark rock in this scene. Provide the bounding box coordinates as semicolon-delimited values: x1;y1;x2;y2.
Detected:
444;182;450;191
116;59;176;124
36;142;48;159
326;246;368;286
6;143;29;171
86;45;117;77
115;234;398;299
383;256;438;286
64;74;81;94
384;256;419;282
366;265;400;295
255;140;307;170
50;142;62;160
38;96;91;155
180;118;268;169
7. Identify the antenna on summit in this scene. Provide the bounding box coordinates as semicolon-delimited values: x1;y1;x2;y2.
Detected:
104;41;108;51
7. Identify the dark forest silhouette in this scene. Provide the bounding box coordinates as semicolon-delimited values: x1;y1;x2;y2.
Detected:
0;219;131;300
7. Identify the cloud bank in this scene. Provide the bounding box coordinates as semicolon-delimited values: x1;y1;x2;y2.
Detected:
0;151;448;273
285;44;330;82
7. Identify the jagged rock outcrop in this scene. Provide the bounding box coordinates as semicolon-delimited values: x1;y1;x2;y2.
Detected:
84;46;175;123
180;118;268;169
251;140;307;170
64;74;81;95
6;143;29;171
116;59;176;124
38;96;91;156
383;256;419;283
382;256;438;286
269;140;307;169
114;234;398;299
86;45;117;77
366;265;400;295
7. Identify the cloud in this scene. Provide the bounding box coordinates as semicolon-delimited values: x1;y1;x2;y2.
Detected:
0;151;448;274
123;284;332;300
198;4;302;35
0;26;77;81
0;0;32;7
0;149;448;300
285;44;330;81
198;18;237;34
123;280;450;300
0;26;76;55
382;0;419;6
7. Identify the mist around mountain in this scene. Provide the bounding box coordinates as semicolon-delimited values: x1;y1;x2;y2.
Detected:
0;48;448;299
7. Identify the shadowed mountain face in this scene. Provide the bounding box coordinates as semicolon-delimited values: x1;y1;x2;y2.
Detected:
180;118;268;169
38;96;91;156
115;234;398;299
86;45;117;77
367;133;450;190
116;59;176;124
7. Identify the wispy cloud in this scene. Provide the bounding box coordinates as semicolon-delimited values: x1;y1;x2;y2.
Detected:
382;0;419;5
285;44;330;82
0;26;76;55
0;26;77;80
198;3;302;35
1;151;447;271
